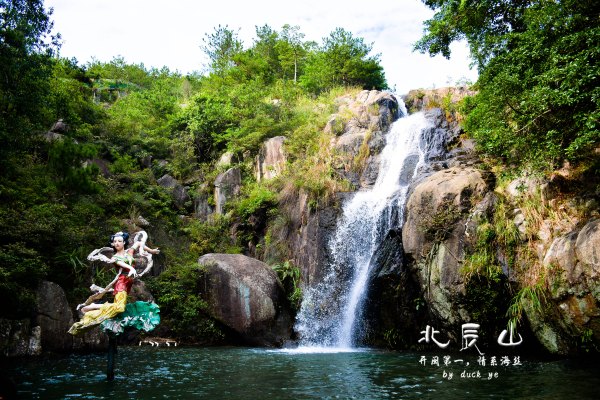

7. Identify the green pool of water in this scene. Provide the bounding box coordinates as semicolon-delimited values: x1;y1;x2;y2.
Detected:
5;346;599;399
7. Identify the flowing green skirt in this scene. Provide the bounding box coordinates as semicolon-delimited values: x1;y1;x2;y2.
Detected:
68;290;160;336
101;301;160;334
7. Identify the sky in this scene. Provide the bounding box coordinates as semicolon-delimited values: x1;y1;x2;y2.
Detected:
43;0;478;94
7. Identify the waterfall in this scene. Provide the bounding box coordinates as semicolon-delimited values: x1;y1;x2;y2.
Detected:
295;103;441;349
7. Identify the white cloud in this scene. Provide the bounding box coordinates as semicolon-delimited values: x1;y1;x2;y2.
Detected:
45;0;477;94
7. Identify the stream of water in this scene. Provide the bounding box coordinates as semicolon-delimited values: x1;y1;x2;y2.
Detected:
295;105;441;348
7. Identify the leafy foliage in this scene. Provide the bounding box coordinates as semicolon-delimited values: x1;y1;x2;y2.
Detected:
0;6;388;343
272;260;302;311
201;25;243;76
0;0;57;167
47;138;99;193
418;0;600;169
147;261;224;341
0;244;48;318
418;198;462;243
300;28;386;94
185;215;242;257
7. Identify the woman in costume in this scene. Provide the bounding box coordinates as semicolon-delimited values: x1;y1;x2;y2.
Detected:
68;231;160;335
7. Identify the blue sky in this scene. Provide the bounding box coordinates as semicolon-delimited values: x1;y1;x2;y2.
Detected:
44;0;477;94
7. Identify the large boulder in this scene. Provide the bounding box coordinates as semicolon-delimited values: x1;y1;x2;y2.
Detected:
0;281;109;356
403;167;490;258
36;281;108;352
255;136;286;181
198;253;292;346
35;281;74;352
575;219;600;277
279;190;339;289
214;167;241;214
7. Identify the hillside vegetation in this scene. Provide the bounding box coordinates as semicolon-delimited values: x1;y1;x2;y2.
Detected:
1;0;598;344
0;1;385;338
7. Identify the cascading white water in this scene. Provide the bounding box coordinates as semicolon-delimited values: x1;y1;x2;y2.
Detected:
295;103;440;349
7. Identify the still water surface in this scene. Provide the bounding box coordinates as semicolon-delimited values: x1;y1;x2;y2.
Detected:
7;346;600;399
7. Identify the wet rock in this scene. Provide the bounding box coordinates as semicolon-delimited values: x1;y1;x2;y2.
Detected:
360;156;381;188
398;154;420;186
284;190;340;289
369;228;404;279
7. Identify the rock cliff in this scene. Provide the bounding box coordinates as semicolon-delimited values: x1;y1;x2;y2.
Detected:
368;88;600;355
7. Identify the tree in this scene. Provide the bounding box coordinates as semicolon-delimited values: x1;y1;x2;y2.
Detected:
416;0;600;167
277;24;306;83
201;25;243;76
414;0;531;68
252;24;281;82
300;28;386;93
0;0;58;165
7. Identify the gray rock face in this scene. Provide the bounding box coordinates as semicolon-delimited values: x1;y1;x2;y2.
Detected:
217;151;234;167
403;167;489;257
198;253;292;346
403;167;491;328
535;219;600;354
214;168;241;214
256;136;286;181
0;281;109;356
398;154;420;186
334;91;399;154
359;156;381;188
575;219;600;276
35;281;74;352
403;87;475;113
50;119;68;133
85;158;111;177
157;174;191;209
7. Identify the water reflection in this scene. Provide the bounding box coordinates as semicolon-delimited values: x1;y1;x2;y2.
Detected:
6;347;600;399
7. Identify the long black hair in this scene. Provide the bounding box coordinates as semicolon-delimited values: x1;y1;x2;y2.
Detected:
109;231;130;249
